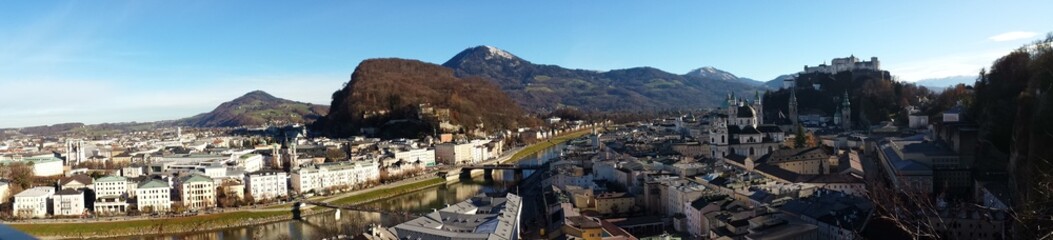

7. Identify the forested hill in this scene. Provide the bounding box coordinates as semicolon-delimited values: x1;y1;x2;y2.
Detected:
762;69;933;127
315;58;537;138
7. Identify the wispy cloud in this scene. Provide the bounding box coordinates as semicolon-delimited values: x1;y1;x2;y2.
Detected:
989;31;1038;42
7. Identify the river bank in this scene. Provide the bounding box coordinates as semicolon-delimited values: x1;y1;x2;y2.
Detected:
7;177;448;239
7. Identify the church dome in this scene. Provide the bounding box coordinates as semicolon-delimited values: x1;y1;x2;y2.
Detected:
737;105;756;118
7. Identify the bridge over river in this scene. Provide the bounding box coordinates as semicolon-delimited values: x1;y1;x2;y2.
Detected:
456;161;550;180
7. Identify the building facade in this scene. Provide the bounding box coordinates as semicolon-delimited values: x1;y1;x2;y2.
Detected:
177;174;216;211
245;171;288;201
52;189;85;216
709;93;785;159
13;187;55;218
136;179;172;212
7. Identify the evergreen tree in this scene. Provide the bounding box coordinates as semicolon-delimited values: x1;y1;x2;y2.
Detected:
794;125;805;148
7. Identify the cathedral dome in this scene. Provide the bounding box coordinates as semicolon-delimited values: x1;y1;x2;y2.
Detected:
737;105;756;118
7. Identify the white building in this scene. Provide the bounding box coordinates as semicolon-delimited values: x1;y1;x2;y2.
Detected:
291;167;320;194
244;171;288;201
14;187;55;218
176;174;215;211
121;165;146;177
392;193;522;240
548;166;598;191
291;161;379;194
95;175;129;198
666;181;708;217
3;156;65;177
237;154;265;173
435;142;474;165
136;179;172;212
52;189;85;216
391;148;436;167
0;181;8;204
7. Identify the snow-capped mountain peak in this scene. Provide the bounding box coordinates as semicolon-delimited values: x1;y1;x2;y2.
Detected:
482;45;516;60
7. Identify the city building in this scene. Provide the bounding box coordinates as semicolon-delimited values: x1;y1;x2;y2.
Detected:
52;189;85;216
176;174;215;211
94;194;128;216
94;175;129;198
435;142;475;165
136;179;172;212
237;153;265;173
567;187;635;216
0;181;8;204
684;195;730;238
666;181;708;217
779;190;874;239
391;193;522;240
0;155;64;177
122;165;146;177
13;187;55;218
291;161;379;194
93;175;130;215
391;147;437;167
244;170;288;201
59;175;94;191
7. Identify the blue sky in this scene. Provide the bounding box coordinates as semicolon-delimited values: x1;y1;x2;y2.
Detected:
1;1;1050;128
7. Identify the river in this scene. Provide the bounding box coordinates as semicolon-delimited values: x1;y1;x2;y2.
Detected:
132;143;566;240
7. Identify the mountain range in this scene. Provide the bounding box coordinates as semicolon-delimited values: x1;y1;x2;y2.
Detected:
7;45;980;136
442;46;764;113
913;75;976;89
684;66;766;87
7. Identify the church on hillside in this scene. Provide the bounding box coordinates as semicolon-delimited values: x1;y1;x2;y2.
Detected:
708;92;786;159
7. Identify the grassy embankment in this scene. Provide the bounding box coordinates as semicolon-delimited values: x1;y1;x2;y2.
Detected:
503;128;594;164
10;211;288;238
329;177;445;205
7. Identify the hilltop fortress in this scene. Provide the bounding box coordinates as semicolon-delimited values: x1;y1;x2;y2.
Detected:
802;55;880;74
783;55;882;89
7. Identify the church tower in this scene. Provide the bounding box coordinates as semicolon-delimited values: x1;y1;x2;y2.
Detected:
841;91;852;130
789;87;799;127
752;91;763;125
726;92;737;117
711;116;729;157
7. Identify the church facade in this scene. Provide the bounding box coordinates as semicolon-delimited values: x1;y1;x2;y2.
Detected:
708;93;786;159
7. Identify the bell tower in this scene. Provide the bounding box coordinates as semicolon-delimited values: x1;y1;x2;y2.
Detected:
842;91;852;130
789;87;799;127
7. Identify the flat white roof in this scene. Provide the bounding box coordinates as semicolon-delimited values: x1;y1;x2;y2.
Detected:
15;187;54;198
